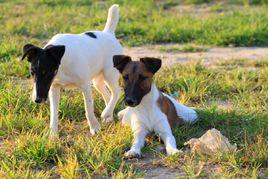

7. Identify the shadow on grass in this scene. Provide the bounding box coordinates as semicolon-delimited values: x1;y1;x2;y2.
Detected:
174;107;267;148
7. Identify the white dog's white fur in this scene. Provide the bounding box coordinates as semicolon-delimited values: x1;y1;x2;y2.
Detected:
33;5;122;136
119;84;198;157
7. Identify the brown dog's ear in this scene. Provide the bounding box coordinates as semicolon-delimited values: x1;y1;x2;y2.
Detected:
21;43;41;61
45;45;65;64
113;55;132;73
140;57;162;74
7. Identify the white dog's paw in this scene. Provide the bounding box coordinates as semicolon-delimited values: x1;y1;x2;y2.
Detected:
124;149;142;159
89;119;101;135
102;116;114;123
101;109;114;123
49;131;59;140
166;148;182;156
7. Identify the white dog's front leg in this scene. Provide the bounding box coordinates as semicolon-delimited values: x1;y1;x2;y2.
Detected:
81;85;100;135
124;129;148;158
49;85;60;137
101;70;121;122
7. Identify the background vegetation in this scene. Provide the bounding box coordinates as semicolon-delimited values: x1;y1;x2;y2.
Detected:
0;0;267;178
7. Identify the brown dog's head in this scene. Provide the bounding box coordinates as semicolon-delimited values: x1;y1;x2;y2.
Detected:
113;55;161;107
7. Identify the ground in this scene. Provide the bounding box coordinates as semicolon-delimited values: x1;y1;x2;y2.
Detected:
0;0;268;178
125;44;268;66
124;45;268;178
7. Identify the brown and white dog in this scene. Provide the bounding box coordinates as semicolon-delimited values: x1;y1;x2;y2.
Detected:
113;55;198;158
21;5;122;137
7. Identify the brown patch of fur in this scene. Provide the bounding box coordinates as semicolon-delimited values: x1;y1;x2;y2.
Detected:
123;62;153;90
157;91;183;130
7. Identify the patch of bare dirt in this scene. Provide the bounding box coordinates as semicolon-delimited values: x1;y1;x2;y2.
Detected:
208;100;233;110
124;44;268;67
171;4;212;16
128;152;186;178
168;3;245;16
128;151;228;178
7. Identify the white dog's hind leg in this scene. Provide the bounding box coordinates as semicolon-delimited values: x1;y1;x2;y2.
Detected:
93;74;111;105
101;69;120;122
49;85;61;137
81;84;101;135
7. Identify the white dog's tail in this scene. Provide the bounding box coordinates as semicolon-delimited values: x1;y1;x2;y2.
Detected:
103;4;119;34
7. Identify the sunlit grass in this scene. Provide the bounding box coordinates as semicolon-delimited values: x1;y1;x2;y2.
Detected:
1;0;268;62
0;59;267;177
0;0;268;177
159;44;208;53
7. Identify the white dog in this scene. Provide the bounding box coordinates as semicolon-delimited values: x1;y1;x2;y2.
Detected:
113;55;198;158
21;5;122;136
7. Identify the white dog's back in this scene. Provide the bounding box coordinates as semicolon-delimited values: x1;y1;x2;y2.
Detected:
45;5;122;86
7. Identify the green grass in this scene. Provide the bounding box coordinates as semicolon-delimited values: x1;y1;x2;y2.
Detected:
159;44;208;53
0;0;268;178
183;0;268;5
216;58;268;68
1;0;268;62
0;59;267;177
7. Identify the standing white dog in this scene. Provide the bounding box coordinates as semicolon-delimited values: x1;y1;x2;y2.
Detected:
21;5;122;136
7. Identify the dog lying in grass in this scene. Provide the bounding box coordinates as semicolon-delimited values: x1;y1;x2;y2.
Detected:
21;4;122;137
113;55;198;158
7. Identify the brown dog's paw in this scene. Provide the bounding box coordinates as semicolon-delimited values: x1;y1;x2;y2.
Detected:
123;150;142;159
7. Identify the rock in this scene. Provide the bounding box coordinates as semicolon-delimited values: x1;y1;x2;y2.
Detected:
184;128;237;155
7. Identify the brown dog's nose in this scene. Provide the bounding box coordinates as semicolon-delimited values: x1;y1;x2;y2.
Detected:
125;97;137;107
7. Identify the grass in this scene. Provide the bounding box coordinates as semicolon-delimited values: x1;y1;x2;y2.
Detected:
0;0;268;178
216;58;268;68
1;0;268;62
0;59;267;177
159;44;208;53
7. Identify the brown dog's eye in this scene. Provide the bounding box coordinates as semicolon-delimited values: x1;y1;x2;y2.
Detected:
123;75;128;80
139;75;147;81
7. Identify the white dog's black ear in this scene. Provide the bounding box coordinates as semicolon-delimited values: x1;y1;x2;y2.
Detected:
140;57;162;74
45;45;65;64
21;43;41;61
113;55;131;73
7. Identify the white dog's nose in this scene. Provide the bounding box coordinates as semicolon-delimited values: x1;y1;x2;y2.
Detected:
35;97;42;103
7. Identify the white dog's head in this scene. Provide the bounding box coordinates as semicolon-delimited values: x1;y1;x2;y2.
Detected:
21;43;65;103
